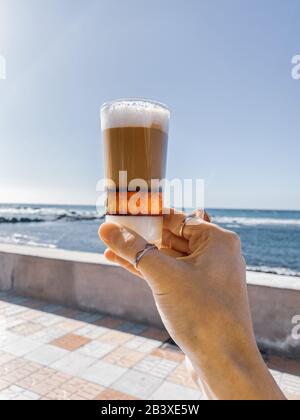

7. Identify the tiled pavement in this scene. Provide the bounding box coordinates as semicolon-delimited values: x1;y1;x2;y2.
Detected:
0;292;299;400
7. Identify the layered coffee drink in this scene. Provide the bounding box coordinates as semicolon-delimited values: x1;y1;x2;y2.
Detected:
101;99;170;243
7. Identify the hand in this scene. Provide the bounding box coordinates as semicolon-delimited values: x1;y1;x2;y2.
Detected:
99;210;285;400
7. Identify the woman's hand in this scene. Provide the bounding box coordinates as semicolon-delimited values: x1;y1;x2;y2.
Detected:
99;210;285;400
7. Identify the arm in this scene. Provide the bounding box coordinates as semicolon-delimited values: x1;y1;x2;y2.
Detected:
99;211;286;401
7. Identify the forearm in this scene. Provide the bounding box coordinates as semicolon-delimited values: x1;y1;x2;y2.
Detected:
189;343;286;400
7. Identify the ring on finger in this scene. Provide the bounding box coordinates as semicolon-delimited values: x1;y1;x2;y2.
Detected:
133;243;158;271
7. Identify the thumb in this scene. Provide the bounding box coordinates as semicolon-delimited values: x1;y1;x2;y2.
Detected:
99;222;173;288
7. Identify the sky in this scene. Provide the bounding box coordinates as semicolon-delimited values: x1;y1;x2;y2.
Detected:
0;0;299;209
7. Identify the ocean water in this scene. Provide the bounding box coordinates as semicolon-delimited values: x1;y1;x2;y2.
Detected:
0;204;299;277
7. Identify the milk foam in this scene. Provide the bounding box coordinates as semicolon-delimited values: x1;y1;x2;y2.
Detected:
101;99;170;133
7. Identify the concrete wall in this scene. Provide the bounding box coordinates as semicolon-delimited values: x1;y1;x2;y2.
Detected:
0;244;299;356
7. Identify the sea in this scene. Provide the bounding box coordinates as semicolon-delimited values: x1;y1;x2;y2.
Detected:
0;204;299;278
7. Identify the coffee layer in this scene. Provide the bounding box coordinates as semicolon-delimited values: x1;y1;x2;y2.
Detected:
103;126;168;186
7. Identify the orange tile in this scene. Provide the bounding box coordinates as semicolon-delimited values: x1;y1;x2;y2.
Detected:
51;334;91;351
95;389;139;401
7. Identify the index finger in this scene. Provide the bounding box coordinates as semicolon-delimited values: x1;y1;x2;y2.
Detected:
163;209;211;240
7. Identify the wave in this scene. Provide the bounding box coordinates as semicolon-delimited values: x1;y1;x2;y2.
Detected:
247;265;300;278
0;217;45;224
0;233;57;249
0;207;105;224
213;216;300;227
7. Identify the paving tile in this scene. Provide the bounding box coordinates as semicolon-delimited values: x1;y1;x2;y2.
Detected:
51;352;96;376
0;384;40;400
9;322;44;337
168;361;198;389
103;346;145;368
112;370;162;400
95;389;138;401
123;337;161;353
270;369;283;386
133;355;178;379
1;360;41;385
0;385;27;400
17;310;42;322
0;379;9;392
18;390;40;400
42;378;104;400
59;378;105;400
151;347;185;363
55;319;85;333
25;344;69;365
150;381;202;401
16;368;70;396
3;337;42;356
76;325;108;340
44;387;74;400
0;358;30;376
2;317;24;329
30;327;68;344
285;392;300;400
51;334;91;351
1;293;299;401
1;306;28;317
78;341;115;359
0;331;21;347
33;315;62;327
281;373;300;395
98;330;134;346
79;361;127;387
0;351;17;366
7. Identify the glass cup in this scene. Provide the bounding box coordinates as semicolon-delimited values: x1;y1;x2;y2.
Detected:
101;98;170;244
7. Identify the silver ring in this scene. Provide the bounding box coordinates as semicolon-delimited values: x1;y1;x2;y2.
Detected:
179;215;195;238
133;244;158;271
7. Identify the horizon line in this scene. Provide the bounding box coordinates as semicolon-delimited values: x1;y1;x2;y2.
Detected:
0;202;299;212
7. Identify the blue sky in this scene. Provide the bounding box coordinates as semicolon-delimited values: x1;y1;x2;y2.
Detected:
0;0;299;209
